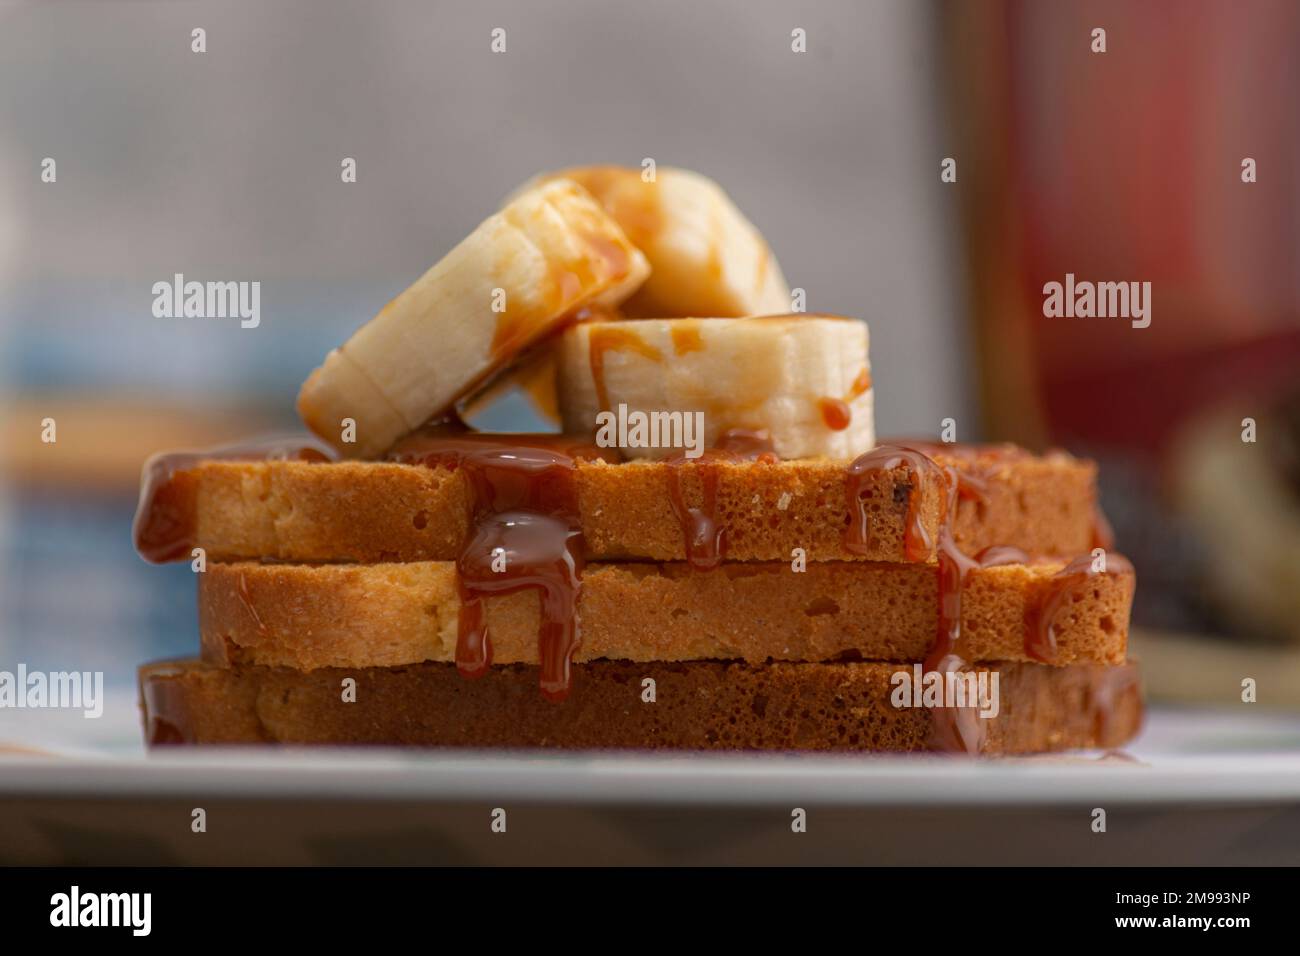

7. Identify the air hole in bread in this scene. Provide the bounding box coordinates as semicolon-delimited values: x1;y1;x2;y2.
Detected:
804;596;840;616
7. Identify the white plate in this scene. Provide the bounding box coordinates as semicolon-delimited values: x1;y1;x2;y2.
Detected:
2;704;1298;864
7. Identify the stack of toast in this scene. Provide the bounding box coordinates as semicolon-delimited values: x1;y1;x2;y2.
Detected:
135;166;1142;754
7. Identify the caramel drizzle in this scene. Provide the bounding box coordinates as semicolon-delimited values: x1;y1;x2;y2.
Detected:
847;442;1127;652
845;439;1035;562
664;429;778;570
1090;663;1142;746
669;321;705;356
488;214;633;363
844;441;1051;754
559;165;665;251
587;325;663;413
818;398;852;431
1025;551;1133;663
817;367;873;432
925;655;985;756
132;436;334;564
845;445;939;562
386;427;617;701
141;677;189;745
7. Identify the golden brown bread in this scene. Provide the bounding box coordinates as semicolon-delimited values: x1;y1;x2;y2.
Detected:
154;448;1099;564
139;657;1143;753
199;556;1133;670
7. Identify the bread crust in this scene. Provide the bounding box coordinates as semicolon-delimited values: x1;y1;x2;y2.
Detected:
140;657;1143;753
168;450;1098;564
198;556;1133;670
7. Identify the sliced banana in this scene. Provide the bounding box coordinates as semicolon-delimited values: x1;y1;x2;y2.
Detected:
298;179;650;457
557;315;874;460
514;166;790;318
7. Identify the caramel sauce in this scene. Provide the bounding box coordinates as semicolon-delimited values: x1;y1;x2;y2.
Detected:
929;465;981;671
488;202;634;364
882;439;1034;506
1090;664;1142;744
582;233;632;277
972;544;1032;567
559;165;664;250
1025;552;1134;663
670;320;706;356
142;675;190;745
926;655;985;756
609;193;663;249
843;441;1118;753
928;535;1030;672
846;442;1110;672
132;436;334;564
393;423;777;689
466;304;623;425
489;277;573;363
818;397;852;431
386;427;618;701
815;366;874;433
844;445;940;562
816;366;873;433
664;429;778;570
587;325;663;412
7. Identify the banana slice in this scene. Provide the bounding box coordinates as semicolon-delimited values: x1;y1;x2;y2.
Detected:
514;166;790;318
298;179;650;457
557;315;874;460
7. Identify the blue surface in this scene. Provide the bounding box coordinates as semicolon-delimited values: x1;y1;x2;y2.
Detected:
2;490;196;689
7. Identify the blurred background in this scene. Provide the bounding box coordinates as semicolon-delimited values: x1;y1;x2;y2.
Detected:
0;0;1296;729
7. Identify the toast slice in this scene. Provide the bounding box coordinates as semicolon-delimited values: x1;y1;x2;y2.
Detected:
199;556;1133;670
137;445;1102;565
140;657;1143;753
